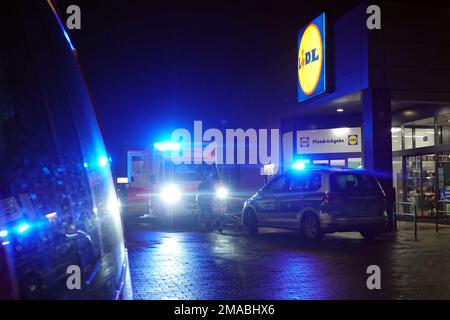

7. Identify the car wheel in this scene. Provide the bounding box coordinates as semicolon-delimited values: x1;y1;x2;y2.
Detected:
245;209;258;236
301;213;323;241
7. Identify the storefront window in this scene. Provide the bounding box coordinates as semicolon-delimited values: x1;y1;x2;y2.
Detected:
393;157;403;202
421;154;436;216
404;127;413;149
406;156;421;210
414;118;435;148
437;113;450;145
391;127;401;151
405;155;436;217
393;118;442;217
437;153;450;202
330;159;345;166
403;117;435;149
415;128;435;147
347;158;362;168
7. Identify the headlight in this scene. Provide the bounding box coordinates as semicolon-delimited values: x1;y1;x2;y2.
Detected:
216;186;229;199
161;184;181;204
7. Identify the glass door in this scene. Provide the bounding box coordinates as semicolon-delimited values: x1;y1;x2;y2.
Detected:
406;154;436;217
421;154;436;216
437;153;450;212
393;157;403;203
406;156;421;214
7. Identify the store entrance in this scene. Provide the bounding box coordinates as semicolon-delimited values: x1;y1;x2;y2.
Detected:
406;154;436;217
437;153;450;202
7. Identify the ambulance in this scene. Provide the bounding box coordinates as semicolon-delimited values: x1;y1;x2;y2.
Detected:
124;143;230;224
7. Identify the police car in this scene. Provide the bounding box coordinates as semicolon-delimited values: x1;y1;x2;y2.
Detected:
242;162;388;240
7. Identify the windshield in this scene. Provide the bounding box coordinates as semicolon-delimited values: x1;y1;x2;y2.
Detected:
166;162;220;182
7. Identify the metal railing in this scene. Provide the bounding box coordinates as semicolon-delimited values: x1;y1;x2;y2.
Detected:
393;201;417;241
434;200;450;232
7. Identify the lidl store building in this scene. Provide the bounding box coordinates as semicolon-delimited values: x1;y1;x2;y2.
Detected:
280;1;450;222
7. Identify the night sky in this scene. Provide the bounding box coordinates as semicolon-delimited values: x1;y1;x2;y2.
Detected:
55;0;361;175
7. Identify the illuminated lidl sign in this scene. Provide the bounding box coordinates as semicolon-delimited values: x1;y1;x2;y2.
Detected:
297;13;326;102
296;128;361;154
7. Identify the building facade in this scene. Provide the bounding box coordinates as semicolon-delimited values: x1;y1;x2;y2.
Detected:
280;1;450;223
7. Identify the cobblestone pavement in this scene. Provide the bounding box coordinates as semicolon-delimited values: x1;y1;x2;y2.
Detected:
125;221;450;300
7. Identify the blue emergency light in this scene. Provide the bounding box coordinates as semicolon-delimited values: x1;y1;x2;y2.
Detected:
154;141;181;152
0;222;32;239
17;223;31;234
98;156;109;167
292;160;306;170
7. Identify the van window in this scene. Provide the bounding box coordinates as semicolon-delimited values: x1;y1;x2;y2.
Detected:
289;173;322;192
330;173;380;192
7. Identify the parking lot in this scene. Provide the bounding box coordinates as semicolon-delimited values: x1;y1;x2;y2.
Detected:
125;220;450;300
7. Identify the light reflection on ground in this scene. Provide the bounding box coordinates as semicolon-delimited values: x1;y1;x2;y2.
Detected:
126;222;450;300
